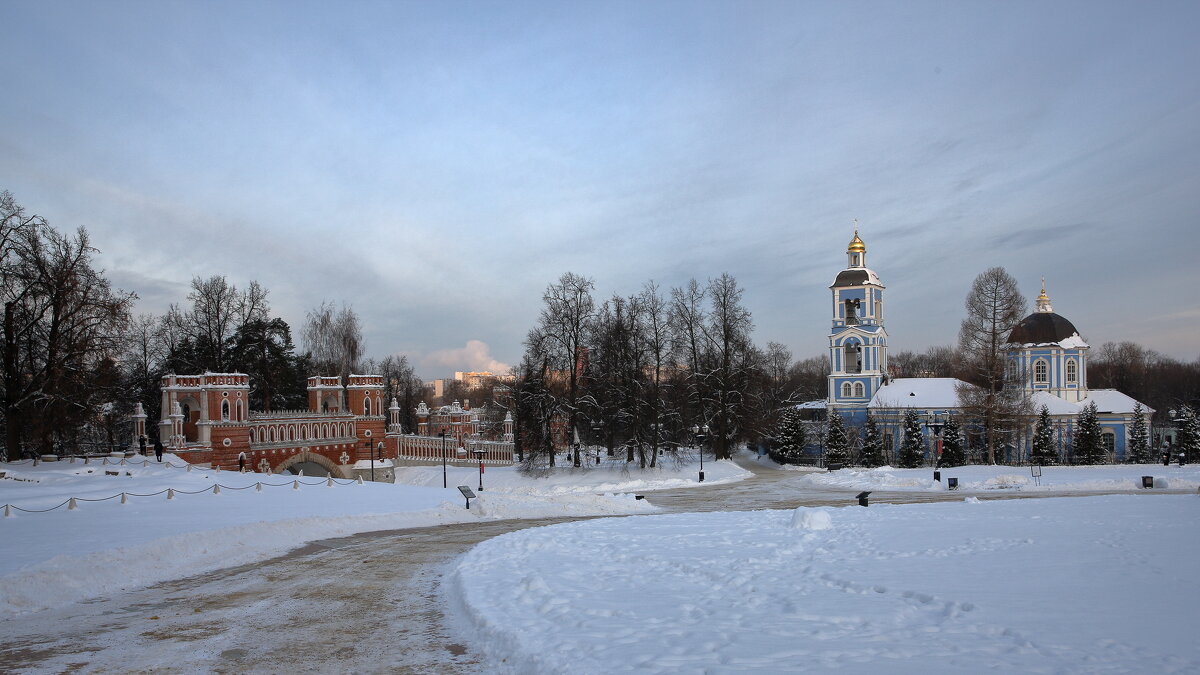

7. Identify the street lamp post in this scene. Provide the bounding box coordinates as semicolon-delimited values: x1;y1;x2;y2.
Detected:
364;439;375;482
1168;409;1185;466
472;446;486;491
925;413;945;480
692;424;707;482
439;431;448;488
377;441;385;481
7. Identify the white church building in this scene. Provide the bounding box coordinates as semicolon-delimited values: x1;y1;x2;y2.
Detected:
822;231;1151;464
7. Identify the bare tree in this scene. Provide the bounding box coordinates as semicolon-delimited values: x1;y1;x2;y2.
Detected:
2;195;133;456
526;272;595;467
704;273;756;460
956;267;1027;464
302;301;364;387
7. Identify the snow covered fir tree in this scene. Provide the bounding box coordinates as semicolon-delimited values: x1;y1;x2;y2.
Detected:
1073;402;1106;465
770;407;807;463
823;411;850;467
898;410;924;468
797;230;1157;466
1029;405;1058;465
939;416;966;467
860;415;886;467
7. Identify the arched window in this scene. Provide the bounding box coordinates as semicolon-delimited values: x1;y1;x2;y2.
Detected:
1034;360;1049;384
841;382;852;398
364;397;371;416
845;342;862;373
854;382;864;397
236;400;243;420
221;400;230;421
1066;359;1078;384
269;427;277;442
249;428;256;443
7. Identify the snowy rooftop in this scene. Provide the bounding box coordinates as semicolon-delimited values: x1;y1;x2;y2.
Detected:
1032;389;1151;416
868;377;970;410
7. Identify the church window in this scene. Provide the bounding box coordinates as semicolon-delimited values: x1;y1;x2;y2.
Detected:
364;397;371;416
874;300;882;322
1066;360;1077;384
854;382;864;397
1102;432;1115;458
1034;360;1048;384
841;382;852;398
221;400;230;421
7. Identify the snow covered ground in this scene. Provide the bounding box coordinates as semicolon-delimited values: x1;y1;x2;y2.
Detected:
0;454;656;618
393;457;752;495
789;462;1200;493
446;494;1200;673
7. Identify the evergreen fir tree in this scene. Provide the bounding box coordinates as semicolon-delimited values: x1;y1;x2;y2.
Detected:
773;407;807;461
1074;401;1105;465
898;410;925;468
860;415;886;467
939;415;966;467
1127;403;1151;464
1177;405;1200;464
1029;405;1058;466
824;412;850;467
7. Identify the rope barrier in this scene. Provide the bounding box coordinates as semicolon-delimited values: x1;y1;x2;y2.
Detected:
2;474;364;517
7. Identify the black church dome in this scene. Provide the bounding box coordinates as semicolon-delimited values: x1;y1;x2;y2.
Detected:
1007;312;1080;345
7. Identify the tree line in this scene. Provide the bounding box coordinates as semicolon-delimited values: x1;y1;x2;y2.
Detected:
1;191;426;458
512;272;828;470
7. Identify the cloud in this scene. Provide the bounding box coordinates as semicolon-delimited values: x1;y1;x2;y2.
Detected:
415;340;511;378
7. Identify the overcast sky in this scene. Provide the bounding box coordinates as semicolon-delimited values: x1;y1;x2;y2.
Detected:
2;0;1197;379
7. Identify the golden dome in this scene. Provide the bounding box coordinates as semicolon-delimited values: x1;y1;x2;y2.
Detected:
847;230;865;253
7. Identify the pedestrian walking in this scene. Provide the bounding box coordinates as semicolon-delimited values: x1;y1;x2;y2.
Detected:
154;438;163;462
138;435;147;456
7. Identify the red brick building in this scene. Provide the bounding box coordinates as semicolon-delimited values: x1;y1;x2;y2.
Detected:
158;373;387;476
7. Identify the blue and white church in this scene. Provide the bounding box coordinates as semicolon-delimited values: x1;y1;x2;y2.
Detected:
821;231;1152;463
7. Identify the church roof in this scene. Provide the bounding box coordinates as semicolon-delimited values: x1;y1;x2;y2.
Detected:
1006;311;1086;347
868;378;972;410
829;267;883;288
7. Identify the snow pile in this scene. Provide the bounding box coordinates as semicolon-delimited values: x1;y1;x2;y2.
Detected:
446;496;1200;673
393;458;751;496
788;506;833;530
790;463;1200;493
0;455;656;618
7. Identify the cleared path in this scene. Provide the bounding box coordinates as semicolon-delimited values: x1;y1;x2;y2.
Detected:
0;459;1177;673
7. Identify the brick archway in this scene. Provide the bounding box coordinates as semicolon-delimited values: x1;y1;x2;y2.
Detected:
273;451;351;479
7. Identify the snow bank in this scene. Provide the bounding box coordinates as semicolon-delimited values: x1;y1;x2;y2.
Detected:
0;455;656;618
393;458;751;496
790;463;1200;493
446;495;1200;673
789;506;833;530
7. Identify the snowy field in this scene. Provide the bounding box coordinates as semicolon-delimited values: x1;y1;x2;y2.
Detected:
789;463;1200;493
0;455;656;618
447;495;1200;674
393;457;752;495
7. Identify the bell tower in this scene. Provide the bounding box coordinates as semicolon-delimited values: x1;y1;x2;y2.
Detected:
827;228;888;424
